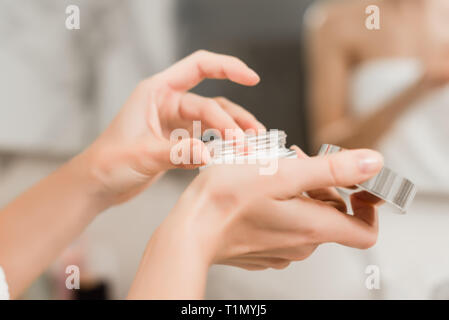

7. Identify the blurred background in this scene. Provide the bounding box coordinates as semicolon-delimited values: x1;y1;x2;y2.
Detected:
1;0;449;299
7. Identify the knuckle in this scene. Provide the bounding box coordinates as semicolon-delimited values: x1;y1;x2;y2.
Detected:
360;231;378;249
243;265;266;271
214;96;228;104
291;254;307;262
272;261;291;270
198;168;243;211
229;56;242;65
260;258;292;270
206;98;221;109
292;246;317;261
178;99;190;118
193;49;210;58
302;221;322;244
274;167;290;185
326;157;339;186
210;190;241;213
198;99;221;119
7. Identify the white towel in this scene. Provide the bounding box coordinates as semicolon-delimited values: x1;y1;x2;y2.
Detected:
0;266;10;300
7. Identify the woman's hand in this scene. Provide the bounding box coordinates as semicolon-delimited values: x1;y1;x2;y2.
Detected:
128;148;384;299
80;50;264;205
0;51;263;298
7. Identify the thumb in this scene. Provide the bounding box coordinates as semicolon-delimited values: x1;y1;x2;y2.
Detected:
133;137;210;175
298;149;383;191
164;138;211;170
275;149;383;193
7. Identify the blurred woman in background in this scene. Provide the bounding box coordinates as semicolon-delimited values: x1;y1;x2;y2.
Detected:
307;0;449;192
306;0;449;299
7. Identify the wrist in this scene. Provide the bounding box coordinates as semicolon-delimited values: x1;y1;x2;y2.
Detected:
65;148;116;213
161;182;231;266
156;210;216;268
150;221;211;265
129;218;212;299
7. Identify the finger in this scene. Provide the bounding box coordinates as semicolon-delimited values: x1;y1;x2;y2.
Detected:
290;145;346;210
352;190;384;206
274;197;378;250
168;138;211;169
240;245;317;262
219;257;291;270
311;197;379;249
142;137;210;171
223;261;267;271
179;93;243;138
350;192;380;227
306;188;347;212
159;50;260;92
290;145;308;159
213;97;265;131
217;258;267;271
271;149;383;197
306;187;342;203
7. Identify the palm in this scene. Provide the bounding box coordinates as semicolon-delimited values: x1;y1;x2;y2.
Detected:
91;51;263;204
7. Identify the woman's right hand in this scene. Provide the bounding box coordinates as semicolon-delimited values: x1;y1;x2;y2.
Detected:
79;50;263;206
128;148;384;299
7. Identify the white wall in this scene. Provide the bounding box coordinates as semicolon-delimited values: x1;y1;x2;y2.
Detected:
0;0;177;155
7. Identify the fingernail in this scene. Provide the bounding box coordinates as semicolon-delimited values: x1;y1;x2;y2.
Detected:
235;128;245;141
248;68;260;82
358;151;383;174
257;121;266;130
290;145;307;159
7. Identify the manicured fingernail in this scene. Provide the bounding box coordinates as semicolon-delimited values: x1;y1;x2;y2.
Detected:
358;151;383;174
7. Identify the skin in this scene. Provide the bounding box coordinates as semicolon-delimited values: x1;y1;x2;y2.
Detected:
128;147;384;299
0;50;384;300
0;50;264;298
306;0;449;151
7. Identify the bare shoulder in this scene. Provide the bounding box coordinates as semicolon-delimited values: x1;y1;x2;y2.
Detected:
304;0;378;38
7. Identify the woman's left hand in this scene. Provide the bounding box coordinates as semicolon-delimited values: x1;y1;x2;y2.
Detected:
128;147;384;299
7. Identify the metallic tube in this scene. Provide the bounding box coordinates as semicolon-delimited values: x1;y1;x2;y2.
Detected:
318;144;417;214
